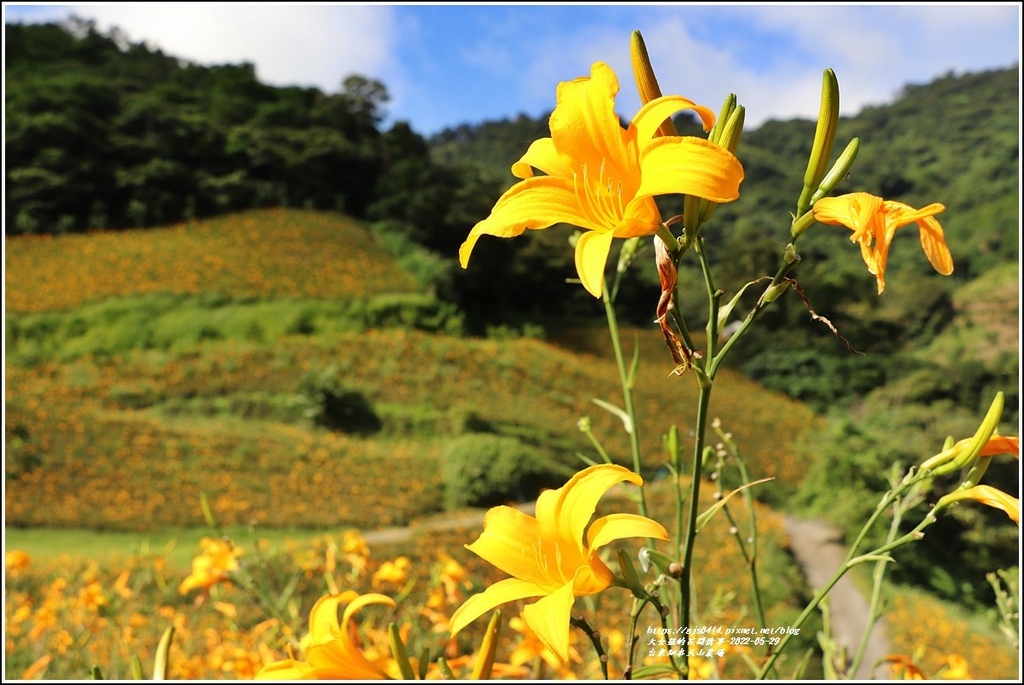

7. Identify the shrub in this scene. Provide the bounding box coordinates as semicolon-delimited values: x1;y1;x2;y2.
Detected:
298;366;382;435
441;433;564;510
363;292;463;334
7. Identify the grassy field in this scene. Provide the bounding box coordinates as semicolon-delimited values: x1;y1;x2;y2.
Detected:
4;208;1017;679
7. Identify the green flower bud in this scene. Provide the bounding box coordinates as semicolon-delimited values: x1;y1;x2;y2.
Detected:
700;105;745;224
811;137;861;205
709;93;737;146
920;392;1004;476
797;68;840;216
630;30;677;137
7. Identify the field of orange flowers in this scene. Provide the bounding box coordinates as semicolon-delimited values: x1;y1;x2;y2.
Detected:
4;479;820;680
4;208;419;314
4;209;1018;679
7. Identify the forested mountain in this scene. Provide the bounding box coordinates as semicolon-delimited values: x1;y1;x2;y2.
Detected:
4;17;499;241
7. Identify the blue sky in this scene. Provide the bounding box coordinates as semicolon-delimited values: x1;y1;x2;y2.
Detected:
4;3;1021;137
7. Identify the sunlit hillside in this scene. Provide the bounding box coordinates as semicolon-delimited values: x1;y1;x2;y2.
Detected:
5;210;820;531
4;208;419;314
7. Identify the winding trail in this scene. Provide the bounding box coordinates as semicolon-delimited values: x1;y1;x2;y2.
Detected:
358;505;889;679
784;516;890;679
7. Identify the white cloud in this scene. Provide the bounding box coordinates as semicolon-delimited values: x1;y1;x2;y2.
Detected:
56;4;399;94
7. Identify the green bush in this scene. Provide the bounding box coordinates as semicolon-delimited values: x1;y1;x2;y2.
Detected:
363;292;463;334
441;433;564;510
298;366;382;435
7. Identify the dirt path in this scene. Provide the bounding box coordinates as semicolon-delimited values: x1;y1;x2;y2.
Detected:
359;501;536;546
784;516;890;679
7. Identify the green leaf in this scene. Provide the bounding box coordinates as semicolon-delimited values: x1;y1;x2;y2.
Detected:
152;626;175;681
695;477;773;533
591;397;632;434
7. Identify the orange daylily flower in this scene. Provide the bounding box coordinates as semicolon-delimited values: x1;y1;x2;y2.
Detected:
179;537;243;595
459;61;744;298
372;556;411;588
812;191;953;293
886;654;927;680
449;464;669;662
5;550;31;577
255;591;395;680
938;484;1019;524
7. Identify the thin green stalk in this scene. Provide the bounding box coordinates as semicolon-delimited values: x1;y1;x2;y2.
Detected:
670;233;721;679
602;280;649;519
674;465;685;590
848;497;904;677
679;382;713;679
571;615;609;680
693;237;720;361
720;450;767;630
708;247;800;378
624;596;653;680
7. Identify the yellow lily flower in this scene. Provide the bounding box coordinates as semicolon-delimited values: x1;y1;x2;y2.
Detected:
459;61;744;298
449;464;669;662
812;191;954;293
255;591;395;680
941;654;973;680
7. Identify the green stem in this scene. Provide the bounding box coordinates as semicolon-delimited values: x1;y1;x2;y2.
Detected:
849;496;905;677
623;596;652;680
737;460;766;629
571;615;609;680
602;280;649;519
693;237;720;361
708;247;799;378
679;382;713;679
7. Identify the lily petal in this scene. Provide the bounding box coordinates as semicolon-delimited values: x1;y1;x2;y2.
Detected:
308;591;360;643
520;576;579;663
587;513;670;550
449;577;547;637
306;641;391;681
939;485;1020;525
632;95;715;146
574;229;616;298
550;464;643;549
459;176;589;268
550;62;629;179
254;659;316;680
916;215;954;275
980;436;1019;458
637;136;744;203
512;137;574;180
464;506;549;586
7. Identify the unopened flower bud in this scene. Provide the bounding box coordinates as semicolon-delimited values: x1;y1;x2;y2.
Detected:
810;137;860;205
921;392;1004;476
630;30;677;137
797;68;840;216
